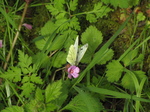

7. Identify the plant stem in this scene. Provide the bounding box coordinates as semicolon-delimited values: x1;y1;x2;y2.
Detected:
3;2;29;70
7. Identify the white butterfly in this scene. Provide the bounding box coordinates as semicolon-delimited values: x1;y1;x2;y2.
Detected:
67;36;88;66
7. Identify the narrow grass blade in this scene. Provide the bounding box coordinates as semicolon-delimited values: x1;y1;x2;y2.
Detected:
87;86;150;103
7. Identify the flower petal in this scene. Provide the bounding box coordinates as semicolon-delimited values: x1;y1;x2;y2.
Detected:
68;74;72;79
71;73;79;78
74;66;80;73
22;23;32;30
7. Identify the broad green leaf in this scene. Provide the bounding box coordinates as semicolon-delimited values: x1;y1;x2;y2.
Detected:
81;26;103;63
106;60;124;82
41;21;57;35
55;18;69;31
122;70;147;92
55;81;69;109
35;21;57;50
24;99;46;112
1;106;24;112
121;49;138;67
81;26;103;52
35;88;44;102
97;48;114;65
101;0;132;8
133;71;146;80
52;51;67;68
121;72;135;91
64;87;104;112
63;94;89;112
32;52;50;68
45;103;57;112
45;80;62;103
49;34;67;51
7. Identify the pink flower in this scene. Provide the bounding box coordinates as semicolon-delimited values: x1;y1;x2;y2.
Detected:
22;23;32;30
68;66;80;79
0;40;2;48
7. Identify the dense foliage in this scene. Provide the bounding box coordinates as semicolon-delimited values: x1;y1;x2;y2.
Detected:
0;0;150;112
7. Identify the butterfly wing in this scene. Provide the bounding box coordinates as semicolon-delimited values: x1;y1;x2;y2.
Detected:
76;43;88;65
66;45;77;65
74;36;78;56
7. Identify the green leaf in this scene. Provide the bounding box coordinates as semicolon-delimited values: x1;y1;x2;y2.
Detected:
1;106;24;112
41;21;57;36
69;0;78;11
97;48;114;65
101;0;132;8
22;76;30;83
0;67;22;82
106;60;124;82
86;3;113;23
46;0;65;16
121;49;138;67
52;51;67;68
121;72;135;91
54;0;65;10
131;54;144;65
55;81;69;109
21;82;35;98
45;103;57;112
64;87;104;112
35;88;44;102
81;26;103;63
137;12;146;21
30;74;43;84
24;99;46;112
133;71;146;81
55;17;80;31
69;17;80;30
46;4;60;16
55;18;69;31
45;80;62;103
121;70;146;91
49;34;67;51
86;14;97;23
81;26;103;52
35;21;57;50
18;50;32;68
